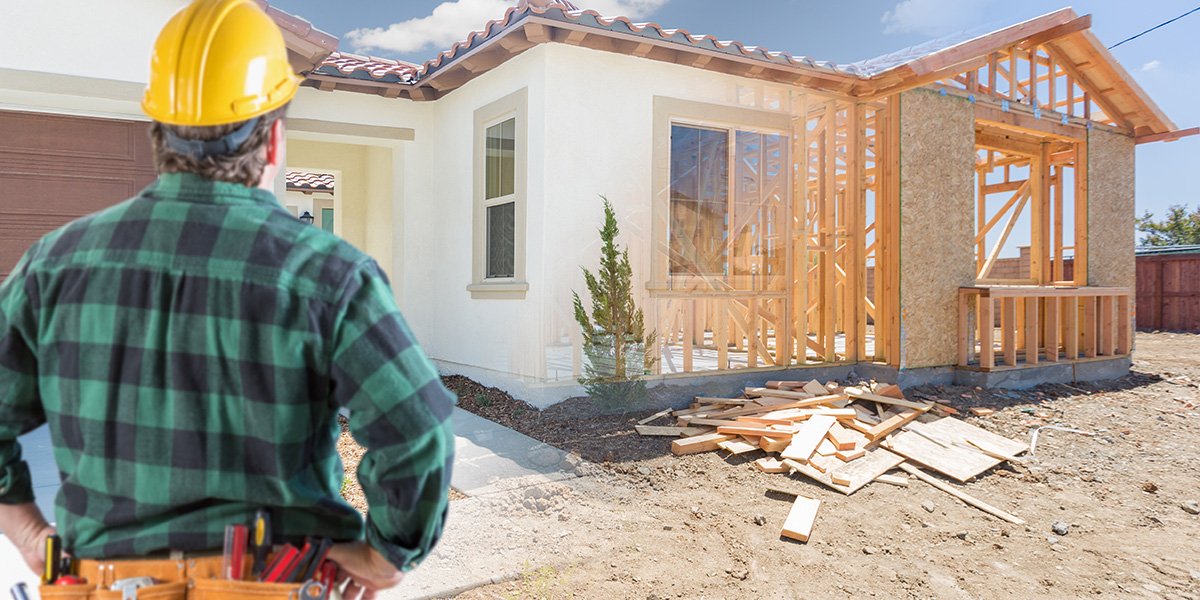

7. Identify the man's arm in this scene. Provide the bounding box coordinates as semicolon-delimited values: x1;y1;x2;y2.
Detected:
0;249;54;573
328;261;456;574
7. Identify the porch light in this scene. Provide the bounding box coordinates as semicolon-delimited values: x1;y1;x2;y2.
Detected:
299;211;314;225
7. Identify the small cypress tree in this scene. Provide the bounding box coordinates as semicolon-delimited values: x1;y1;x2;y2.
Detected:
572;196;656;408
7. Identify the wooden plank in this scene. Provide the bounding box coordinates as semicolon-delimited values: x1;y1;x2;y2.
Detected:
882;418;1026;481
759;435;790;453
717;426;794;439
780;495;821;543
826;423;858;450
866;408;921;440
979;294;995;368
875;473;909;487
1002;297;1018;366
958;292;970;366
671;432;734;455
898;463;1024;525
845;388;932;411
1099;295;1115;355
1082;295;1097;357
1044;293;1059;362
1116;294;1131;354
755;457;789;473
1024;294;1039;364
787;448;905;495
1063;296;1079;358
718;438;760;455
816;439;838;456
802;380;830;395
637;408;673;425
679;418;743;428
835;447;866;462
781;415;837;462
635;425;707;437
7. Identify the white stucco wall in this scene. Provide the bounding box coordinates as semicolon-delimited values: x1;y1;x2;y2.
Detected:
3;0;187;84
395;46;550;393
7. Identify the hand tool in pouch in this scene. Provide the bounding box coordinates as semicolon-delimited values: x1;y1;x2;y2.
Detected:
250;509;271;578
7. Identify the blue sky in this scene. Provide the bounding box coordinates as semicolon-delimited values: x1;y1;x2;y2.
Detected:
273;0;1198;229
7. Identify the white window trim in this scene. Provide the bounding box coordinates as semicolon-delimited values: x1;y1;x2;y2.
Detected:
470;88;529;299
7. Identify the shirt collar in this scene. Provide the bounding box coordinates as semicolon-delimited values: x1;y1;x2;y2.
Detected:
147;172;282;208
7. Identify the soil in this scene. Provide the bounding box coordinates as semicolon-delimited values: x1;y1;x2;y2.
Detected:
447;332;1200;599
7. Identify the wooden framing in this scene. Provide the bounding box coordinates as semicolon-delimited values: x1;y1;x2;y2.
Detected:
959;286;1132;370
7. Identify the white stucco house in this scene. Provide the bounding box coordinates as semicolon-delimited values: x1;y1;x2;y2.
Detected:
2;1;1192;406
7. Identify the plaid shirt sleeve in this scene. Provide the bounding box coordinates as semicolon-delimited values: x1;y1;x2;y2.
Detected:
0;246;44;505
330;260;456;572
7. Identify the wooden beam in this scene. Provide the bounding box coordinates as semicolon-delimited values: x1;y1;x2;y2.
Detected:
975;102;1085;140
562;29;588;45
1016;15;1092;50
524;22;551;43
1136;127;1200;144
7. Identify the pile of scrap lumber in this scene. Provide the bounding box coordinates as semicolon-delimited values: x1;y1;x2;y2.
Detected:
636;379;1029;543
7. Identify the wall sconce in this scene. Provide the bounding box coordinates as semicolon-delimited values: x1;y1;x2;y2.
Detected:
299;211;314;225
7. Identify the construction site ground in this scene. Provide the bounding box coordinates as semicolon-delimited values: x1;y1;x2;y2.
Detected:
349;332;1200;598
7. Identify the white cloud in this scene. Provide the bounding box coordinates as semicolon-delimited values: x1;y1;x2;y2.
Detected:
881;0;990;36
1141;59;1161;72
345;0;670;55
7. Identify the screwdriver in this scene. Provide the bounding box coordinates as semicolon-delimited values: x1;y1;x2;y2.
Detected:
250;510;271;578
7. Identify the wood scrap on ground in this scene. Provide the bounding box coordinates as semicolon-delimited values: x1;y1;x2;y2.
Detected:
639;379;1030;542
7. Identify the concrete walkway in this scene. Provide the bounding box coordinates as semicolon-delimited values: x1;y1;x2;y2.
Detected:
1;408;590;599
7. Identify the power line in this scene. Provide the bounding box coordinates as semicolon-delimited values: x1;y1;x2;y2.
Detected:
1108;4;1200;49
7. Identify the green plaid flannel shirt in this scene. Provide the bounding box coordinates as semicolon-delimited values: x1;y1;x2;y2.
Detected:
0;172;455;570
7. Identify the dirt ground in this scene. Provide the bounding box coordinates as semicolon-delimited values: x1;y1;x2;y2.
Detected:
440;332;1199;599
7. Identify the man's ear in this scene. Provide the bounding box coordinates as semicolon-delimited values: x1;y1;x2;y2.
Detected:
265;118;285;168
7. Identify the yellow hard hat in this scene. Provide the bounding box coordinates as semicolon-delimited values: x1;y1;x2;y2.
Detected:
143;0;300;127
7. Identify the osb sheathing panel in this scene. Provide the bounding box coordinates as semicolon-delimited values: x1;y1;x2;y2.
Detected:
898;89;976;369
1087;128;1136;288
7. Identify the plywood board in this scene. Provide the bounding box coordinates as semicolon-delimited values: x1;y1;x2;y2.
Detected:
1086;128;1135;288
882;418;1025;482
787;448;905;495
781;415;837;462
780;495;821;543
898;88;976;368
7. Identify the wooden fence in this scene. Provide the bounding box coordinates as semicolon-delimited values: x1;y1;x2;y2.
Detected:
1136;253;1200;331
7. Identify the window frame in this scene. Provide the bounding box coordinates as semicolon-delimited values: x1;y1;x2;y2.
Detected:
652;97;793;290
469;88;529;299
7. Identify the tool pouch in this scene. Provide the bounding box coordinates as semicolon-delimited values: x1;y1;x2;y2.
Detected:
39;582;187;600
188;579;303;600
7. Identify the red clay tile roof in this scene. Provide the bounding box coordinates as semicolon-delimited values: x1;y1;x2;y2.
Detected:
285;170;335;192
314;52;419;84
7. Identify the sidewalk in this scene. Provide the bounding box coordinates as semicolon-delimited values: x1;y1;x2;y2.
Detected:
1;408;594;599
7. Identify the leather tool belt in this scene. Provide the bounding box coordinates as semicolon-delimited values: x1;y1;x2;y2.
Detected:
40;554;307;600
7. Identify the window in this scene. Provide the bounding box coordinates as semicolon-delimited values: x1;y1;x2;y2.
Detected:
667;123;788;288
469;89;528;299
485;118;516;279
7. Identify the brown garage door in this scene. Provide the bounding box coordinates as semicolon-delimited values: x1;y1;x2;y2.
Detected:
0;110;157;280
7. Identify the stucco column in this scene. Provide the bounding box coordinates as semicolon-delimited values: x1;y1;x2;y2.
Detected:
897;89;977;369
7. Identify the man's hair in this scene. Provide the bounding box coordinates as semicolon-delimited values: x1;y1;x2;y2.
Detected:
149;106;287;188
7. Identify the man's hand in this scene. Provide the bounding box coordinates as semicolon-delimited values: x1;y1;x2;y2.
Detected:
0;503;55;575
326;541;404;600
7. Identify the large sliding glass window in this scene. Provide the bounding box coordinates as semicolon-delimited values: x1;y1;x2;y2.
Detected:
668;123;787;289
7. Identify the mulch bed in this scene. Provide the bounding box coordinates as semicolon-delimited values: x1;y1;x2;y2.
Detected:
443;375;672;464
